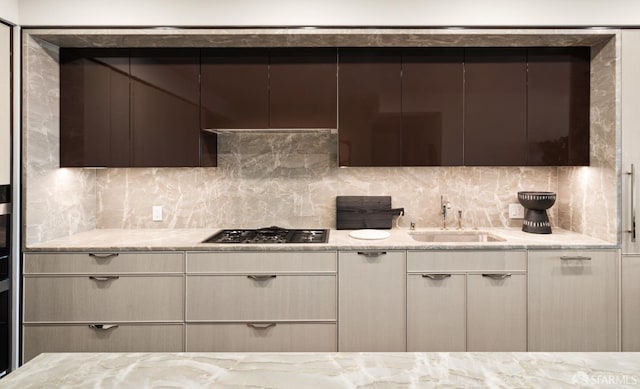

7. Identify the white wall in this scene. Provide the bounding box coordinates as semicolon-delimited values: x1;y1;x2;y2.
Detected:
0;0;18;25
16;0;640;27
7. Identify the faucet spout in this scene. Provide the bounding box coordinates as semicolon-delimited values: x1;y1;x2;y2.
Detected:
440;195;451;230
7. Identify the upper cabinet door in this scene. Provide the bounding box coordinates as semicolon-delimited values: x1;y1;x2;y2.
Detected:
269;48;337;129
339;49;402;166
464;48;528;166
527;47;590;166
201;49;269;129
130;49;201;167
402;49;464;166
60;49;130;167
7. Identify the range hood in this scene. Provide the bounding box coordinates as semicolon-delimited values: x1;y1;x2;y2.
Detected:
203;128;337;134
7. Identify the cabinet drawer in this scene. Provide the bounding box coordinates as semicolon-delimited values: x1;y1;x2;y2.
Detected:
407;273;465;352
186;323;336;352
187;251;336;273
338;251;406;352
23;323;184;362
24;276;184;322
528;249;619;351
407;251;526;272
186;275;336;321
467;273;527;351
24;252;184;274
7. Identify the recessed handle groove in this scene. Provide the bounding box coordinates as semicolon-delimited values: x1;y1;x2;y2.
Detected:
247;275;277;281
560;256;592;261
421;274;451;280
357;251;387;257
482;273;512;279
89;276;120;281
246;323;276;329
89;253;119;260
89;324;119;331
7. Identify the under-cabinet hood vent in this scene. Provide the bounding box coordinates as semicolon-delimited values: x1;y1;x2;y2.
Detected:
202;128;337;135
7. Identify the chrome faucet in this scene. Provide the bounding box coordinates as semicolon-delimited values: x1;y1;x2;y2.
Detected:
440;196;451;230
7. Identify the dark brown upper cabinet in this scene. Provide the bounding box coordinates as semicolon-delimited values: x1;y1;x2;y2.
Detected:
527;47;590;166
338;49;402;166
269;48;337;128
402;48;464;166
130;49;202;167
464;48;528;166
339;48;464;167
201;48;337;130
60;49;131;168
201;49;269;129
61;48;214;168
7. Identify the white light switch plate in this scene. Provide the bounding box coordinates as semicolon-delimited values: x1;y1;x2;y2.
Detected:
152;205;163;221
508;203;525;219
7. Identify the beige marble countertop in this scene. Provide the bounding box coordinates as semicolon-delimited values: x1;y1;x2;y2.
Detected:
26;227;616;252
2;352;639;388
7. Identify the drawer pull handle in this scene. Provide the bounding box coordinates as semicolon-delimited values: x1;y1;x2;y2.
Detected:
89;253;119;260
482;273;512;279
560;256;592;261
89;324;119;331
247;323;276;330
357;251;387;257
89;276;120;282
247;275;277;281
422;274;451;280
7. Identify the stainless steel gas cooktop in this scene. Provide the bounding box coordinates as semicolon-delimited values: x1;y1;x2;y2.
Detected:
203;226;329;244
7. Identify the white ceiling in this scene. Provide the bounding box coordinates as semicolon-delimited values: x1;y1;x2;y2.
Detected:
9;0;640;27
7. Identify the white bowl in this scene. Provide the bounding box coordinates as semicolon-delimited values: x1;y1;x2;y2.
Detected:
349;229;391;240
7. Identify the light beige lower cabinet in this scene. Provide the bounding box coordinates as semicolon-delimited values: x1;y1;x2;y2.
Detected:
23;324;184;362
186;323;336;352
338;251;406;351
407;273;466;351
24;275;184;322
622;255;640;351
528;250;619;351
185;251;338;352
466;273;526;351
407;251;526;352
22;252;186;362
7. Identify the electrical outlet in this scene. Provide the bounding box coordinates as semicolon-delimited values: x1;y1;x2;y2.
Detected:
152;205;163;221
508;203;525;219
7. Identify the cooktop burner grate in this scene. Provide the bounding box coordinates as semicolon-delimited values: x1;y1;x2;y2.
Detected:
203;226;329;244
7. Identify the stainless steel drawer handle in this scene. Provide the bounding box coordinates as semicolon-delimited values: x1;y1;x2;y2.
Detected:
89;253;119;260
421;274;451;280
482;273;512;279
247;275;277;281
626;164;636;242
560;256;592;261
246;323;276;329
357;251;387;257
89;276;120;281
89;324;119;331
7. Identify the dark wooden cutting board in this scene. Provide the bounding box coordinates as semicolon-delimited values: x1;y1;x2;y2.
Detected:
336;196;403;230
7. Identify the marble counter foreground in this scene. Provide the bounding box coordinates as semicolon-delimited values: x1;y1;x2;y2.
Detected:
2;352;639;388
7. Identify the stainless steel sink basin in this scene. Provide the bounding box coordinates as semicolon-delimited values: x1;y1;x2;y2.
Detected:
409;230;506;243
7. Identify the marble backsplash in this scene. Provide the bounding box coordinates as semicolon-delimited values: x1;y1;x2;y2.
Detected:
96;133;558;230
22;28;620;246
23;36;97;246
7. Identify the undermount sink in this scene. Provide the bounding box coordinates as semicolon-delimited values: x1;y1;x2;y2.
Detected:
409;230;506;243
